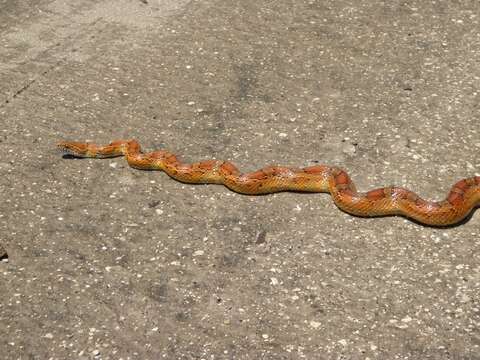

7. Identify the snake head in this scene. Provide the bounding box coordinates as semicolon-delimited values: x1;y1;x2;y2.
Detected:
57;141;90;157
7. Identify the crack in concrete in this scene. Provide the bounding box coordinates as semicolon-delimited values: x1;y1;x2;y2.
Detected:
2;59;65;107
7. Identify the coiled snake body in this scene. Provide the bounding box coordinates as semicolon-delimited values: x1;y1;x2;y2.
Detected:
58;140;480;226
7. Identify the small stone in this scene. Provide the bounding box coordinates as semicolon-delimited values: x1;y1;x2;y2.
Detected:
310;320;321;329
193;250;204;257
338;339;347;346
0;244;7;260
155;209;164;215
44;333;54;339
255;230;267;244
342;143;356;156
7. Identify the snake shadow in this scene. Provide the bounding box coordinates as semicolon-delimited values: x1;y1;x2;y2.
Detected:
291;191;478;228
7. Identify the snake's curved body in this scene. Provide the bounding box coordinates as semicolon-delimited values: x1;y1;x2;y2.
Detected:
58;140;480;226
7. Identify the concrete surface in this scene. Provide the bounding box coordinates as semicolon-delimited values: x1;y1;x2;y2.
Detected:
1;0;479;359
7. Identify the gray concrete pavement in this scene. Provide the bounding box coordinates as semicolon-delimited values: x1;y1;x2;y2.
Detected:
1;0;479;359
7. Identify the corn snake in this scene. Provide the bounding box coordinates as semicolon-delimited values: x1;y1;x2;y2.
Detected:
58;139;480;226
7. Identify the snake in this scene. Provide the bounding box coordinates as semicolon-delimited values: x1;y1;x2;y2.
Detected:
57;139;480;226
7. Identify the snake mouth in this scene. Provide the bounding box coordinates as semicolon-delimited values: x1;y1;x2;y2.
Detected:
59;150;81;159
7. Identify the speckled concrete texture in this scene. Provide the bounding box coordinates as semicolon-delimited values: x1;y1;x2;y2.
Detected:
1;0;479;359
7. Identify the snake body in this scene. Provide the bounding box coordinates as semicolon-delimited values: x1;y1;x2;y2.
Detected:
58;139;480;226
